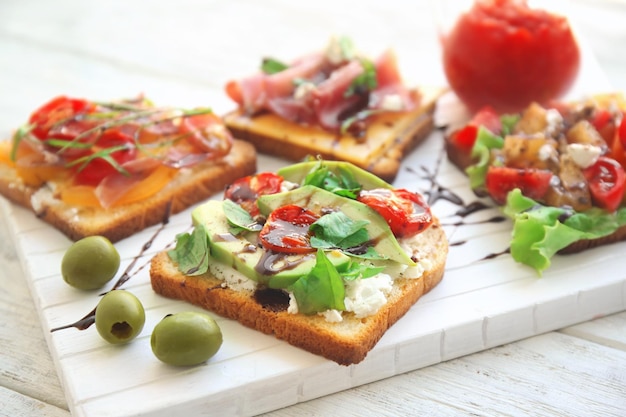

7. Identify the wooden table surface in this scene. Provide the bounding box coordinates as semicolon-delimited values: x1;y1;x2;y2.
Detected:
1;0;625;416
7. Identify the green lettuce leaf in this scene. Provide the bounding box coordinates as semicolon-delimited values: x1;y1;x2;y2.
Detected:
289;249;346;314
503;189;626;274
466;126;504;190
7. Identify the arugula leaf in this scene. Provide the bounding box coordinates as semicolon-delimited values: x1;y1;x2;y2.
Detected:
309;211;370;250
222;199;262;234
168;225;210;276
303;161;362;198
466;126;504;191
261;57;289;74
289;249;346;314
503;189;626;274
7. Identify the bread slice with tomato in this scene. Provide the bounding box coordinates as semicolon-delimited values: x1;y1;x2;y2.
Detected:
441;94;626;273
0;96;257;243
149;160;448;365
221;36;443;183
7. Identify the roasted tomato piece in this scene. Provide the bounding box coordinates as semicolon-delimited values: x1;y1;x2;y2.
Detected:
582;156;625;212
357;188;432;238
73;129;138;186
224;172;284;217
485;166;552;205
179;112;233;158
29;96;94;140
259;205;319;253
452;106;501;152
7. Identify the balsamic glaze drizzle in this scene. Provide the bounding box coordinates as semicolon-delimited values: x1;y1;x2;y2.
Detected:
405;142;510;263
51;202;174;333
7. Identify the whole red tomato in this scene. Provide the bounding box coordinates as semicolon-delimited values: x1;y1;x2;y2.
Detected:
442;0;580;113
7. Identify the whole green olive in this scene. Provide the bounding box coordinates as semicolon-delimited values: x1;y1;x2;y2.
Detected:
95;290;145;344
151;312;223;366
61;236;121;290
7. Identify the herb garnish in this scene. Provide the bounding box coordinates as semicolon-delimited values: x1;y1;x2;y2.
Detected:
222;199;262;234
168;225;210;276
261;57;289;74
303;161;362;199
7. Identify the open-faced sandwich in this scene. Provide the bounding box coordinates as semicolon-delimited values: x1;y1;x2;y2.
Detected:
0;95;257;242
222;36;443;182
150;160;448;365
442;94;626;273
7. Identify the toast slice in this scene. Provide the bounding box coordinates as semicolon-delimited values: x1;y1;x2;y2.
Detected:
0;140;256;242
223;87;443;183
149;217;447;366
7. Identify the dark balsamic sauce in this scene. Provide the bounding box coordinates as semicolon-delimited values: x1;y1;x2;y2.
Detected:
51;202;174;333
405;144;512;264
253;288;289;312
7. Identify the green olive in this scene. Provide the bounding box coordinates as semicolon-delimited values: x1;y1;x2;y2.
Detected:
61;236;121;290
95;290;145;344
151;312;223;366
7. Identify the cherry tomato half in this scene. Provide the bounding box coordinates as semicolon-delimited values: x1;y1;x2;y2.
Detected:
179;112;233;158
73;129;138;186
452;106;501;152
582;156;626;212
357;188;432;238
28;96;94;140
259;205;319;253
485;166;553;205
224;172;284;217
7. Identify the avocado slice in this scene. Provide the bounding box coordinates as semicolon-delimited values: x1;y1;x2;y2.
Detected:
191;200;351;289
257;185;415;266
277;160;393;190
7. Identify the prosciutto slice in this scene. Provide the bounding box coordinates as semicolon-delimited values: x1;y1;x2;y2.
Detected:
225;42;418;132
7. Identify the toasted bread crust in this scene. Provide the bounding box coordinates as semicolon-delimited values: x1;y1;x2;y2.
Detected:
0;140;257;242
223;87;443;182
150;220;447;365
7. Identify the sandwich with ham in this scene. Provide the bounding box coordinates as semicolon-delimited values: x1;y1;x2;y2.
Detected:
0;95;256;242
223;36;443;182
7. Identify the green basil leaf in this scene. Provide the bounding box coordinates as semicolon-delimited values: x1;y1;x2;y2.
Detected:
338;259;385;280
303;161;362;198
310;211;370;250
345;58;377;97
289;249;346;314
261;57;289;74
168;225;210;276
222;199;262;234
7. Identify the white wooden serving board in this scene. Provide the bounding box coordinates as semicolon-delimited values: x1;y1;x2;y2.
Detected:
2;6;626;416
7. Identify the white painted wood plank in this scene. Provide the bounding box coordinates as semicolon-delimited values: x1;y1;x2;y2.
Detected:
0;386;69;417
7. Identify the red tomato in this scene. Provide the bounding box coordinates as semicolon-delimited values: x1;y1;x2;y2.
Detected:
357;188;432;238
582;157;625;212
485;166;552;205
73;129;138;186
259;205;319;253
619;113;626;150
452;106;501;151
224;172;284;217
591;109;615;144
28;96;94;140
179;112;233;158
442;0;580;113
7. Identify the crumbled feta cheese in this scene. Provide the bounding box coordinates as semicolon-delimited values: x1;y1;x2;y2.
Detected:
379;94;405;112
538;143;557;161
288;292;299;314
318;309;343;323
208;262;257;293
325;36;346;65
293;81;317;100
30;187;57;214
280;180;299;193
567;143;602;168
343;274;393;318
545;109;563;136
